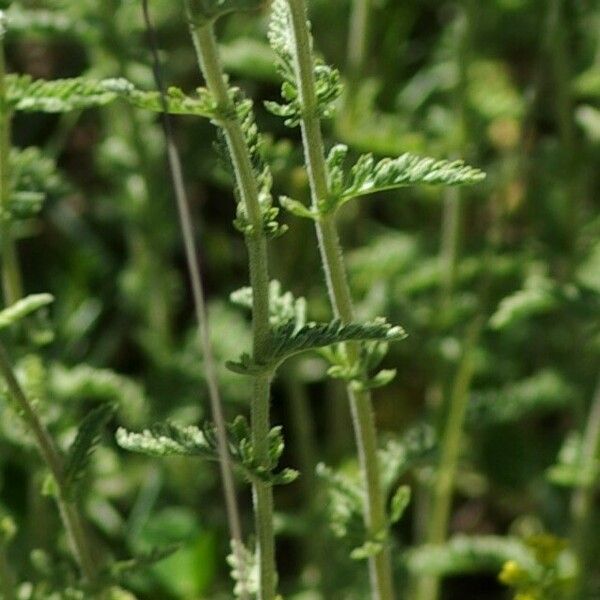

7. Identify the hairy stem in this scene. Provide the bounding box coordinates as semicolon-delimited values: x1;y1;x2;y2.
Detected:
570;375;600;599
139;2;246;594
0;39;23;306
184;9;277;599
285;1;394;598
0;341;97;584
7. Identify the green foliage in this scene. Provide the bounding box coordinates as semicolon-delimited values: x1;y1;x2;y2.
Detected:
379;424;437;490
117;417;298;486
8;147;65;220
231;280;307;329
489;274;559;330
227;317;406;375
102;79;217;118
406;535;536;576
116;422;211;458
282;144;485;218
3;4;95;41
266;0;342;127
0;294;53;330
63;403;116;498
5;75;117;113
389;485;411;524
227;541;258;598
547;432;599;488
467;370;576;426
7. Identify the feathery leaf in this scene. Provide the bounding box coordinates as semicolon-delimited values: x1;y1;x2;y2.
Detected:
5;75;117;113
227;317;406;375
266;0;342;127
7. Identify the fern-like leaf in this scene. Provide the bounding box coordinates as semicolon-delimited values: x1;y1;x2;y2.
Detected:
227;317;406;375
231;280;307;330
266;0;342;127
0;294;53;330
118;418;297;486
5;75;118;113
116;422;211;458
102;78;218;118
317;145;486;215
63;403;116;497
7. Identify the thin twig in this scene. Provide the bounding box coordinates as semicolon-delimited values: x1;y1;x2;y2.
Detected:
139;2;246;594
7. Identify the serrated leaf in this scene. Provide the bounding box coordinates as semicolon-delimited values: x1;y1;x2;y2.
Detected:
102;79;218;118
64;403;115;497
0;294;54;330
6;75;117;113
319;147;485;214
231;280;307;329
227;317;406;375
116;422;211;458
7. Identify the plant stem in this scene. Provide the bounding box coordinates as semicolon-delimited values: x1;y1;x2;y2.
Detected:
570;375;600;599
347;0;371;91
138;3;246;595
286;1;394;598
184;9;277;599
0;39;24;306
414;318;482;600
414;10;475;599
0;340;97;584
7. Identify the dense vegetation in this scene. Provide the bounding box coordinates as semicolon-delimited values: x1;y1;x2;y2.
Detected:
0;0;598;598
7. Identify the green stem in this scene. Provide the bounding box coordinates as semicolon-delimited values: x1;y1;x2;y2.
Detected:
347;0;371;91
439;187;461;304
414;10;475;599
570;376;600;599
414;318;482;600
0;340;97;584
0;545;16;600
0;40;23;306
184;11;277;599
286;1;394;598
138;3;247;586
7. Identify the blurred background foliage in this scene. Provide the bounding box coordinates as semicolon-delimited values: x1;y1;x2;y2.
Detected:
0;0;598;598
